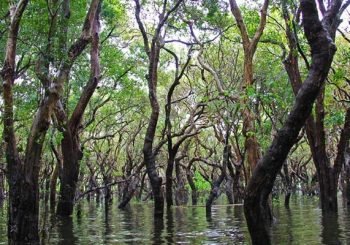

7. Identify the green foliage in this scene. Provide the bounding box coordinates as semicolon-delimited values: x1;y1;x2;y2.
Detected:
193;171;211;191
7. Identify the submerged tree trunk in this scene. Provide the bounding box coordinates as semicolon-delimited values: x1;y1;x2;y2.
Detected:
1;1;35;243
206;139;230;213
56;131;82;216
244;1;342;243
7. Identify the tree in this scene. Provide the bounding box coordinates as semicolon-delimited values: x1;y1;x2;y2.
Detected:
244;0;349;243
282;0;350;213
56;0;102;216
229;0;269;176
134;0;184;217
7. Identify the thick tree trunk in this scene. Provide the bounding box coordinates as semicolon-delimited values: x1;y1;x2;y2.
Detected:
244;1;340;243
283;1;349;213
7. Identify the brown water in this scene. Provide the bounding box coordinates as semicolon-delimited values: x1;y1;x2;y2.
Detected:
0;196;350;244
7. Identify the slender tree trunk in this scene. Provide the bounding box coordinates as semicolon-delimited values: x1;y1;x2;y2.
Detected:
283;162;292;208
50;163;59;209
0;172;4;201
134;0;184;217
242;56;261;177
166;153;175;207
206;142;230;213
186;168;198;205
343;145;350;204
225;176;234;204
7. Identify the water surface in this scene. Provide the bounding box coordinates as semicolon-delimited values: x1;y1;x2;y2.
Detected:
1;196;350;244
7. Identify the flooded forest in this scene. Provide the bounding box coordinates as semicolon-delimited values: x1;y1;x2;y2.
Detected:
0;0;350;244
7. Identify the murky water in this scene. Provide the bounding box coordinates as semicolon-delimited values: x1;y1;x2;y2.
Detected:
1;196;350;244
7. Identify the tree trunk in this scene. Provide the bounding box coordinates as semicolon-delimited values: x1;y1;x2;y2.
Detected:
225;176;234;204
283;162;292;208
206;173;225;214
118;177;139;209
50;163;59;209
242;56;261;177
343;145;350;204
206;142;230;213
186;168;198;205
0;171;4;201
135;0;184;217
166;154;175;207
175;160;188;205
56;131;81;216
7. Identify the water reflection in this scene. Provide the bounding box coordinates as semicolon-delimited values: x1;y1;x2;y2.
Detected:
1;197;350;244
56;217;77;245
322;213;341;245
165;209;174;244
152;216;164;245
